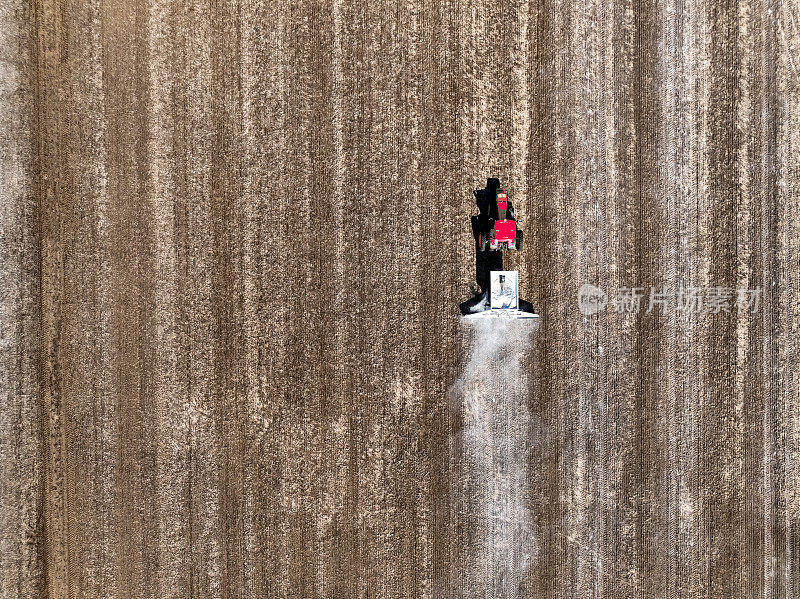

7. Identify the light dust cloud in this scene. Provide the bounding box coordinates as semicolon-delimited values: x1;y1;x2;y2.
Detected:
451;318;538;598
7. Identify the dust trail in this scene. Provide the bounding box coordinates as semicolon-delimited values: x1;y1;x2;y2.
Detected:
451;318;537;599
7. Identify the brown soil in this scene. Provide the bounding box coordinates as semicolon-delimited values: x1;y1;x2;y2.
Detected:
2;0;799;597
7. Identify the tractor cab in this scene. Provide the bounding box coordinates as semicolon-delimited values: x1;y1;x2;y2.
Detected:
497;191;509;219
478;189;523;252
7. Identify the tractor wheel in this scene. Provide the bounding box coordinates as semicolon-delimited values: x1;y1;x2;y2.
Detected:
516;230;524;251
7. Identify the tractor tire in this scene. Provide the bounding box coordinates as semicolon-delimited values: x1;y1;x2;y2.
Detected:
516;230;524;251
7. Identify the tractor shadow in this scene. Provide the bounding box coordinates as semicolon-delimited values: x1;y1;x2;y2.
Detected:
459;179;504;315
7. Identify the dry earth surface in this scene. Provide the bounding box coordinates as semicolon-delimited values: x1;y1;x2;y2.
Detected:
2;0;800;597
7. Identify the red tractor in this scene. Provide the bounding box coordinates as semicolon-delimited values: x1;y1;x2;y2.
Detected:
477;190;523;251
